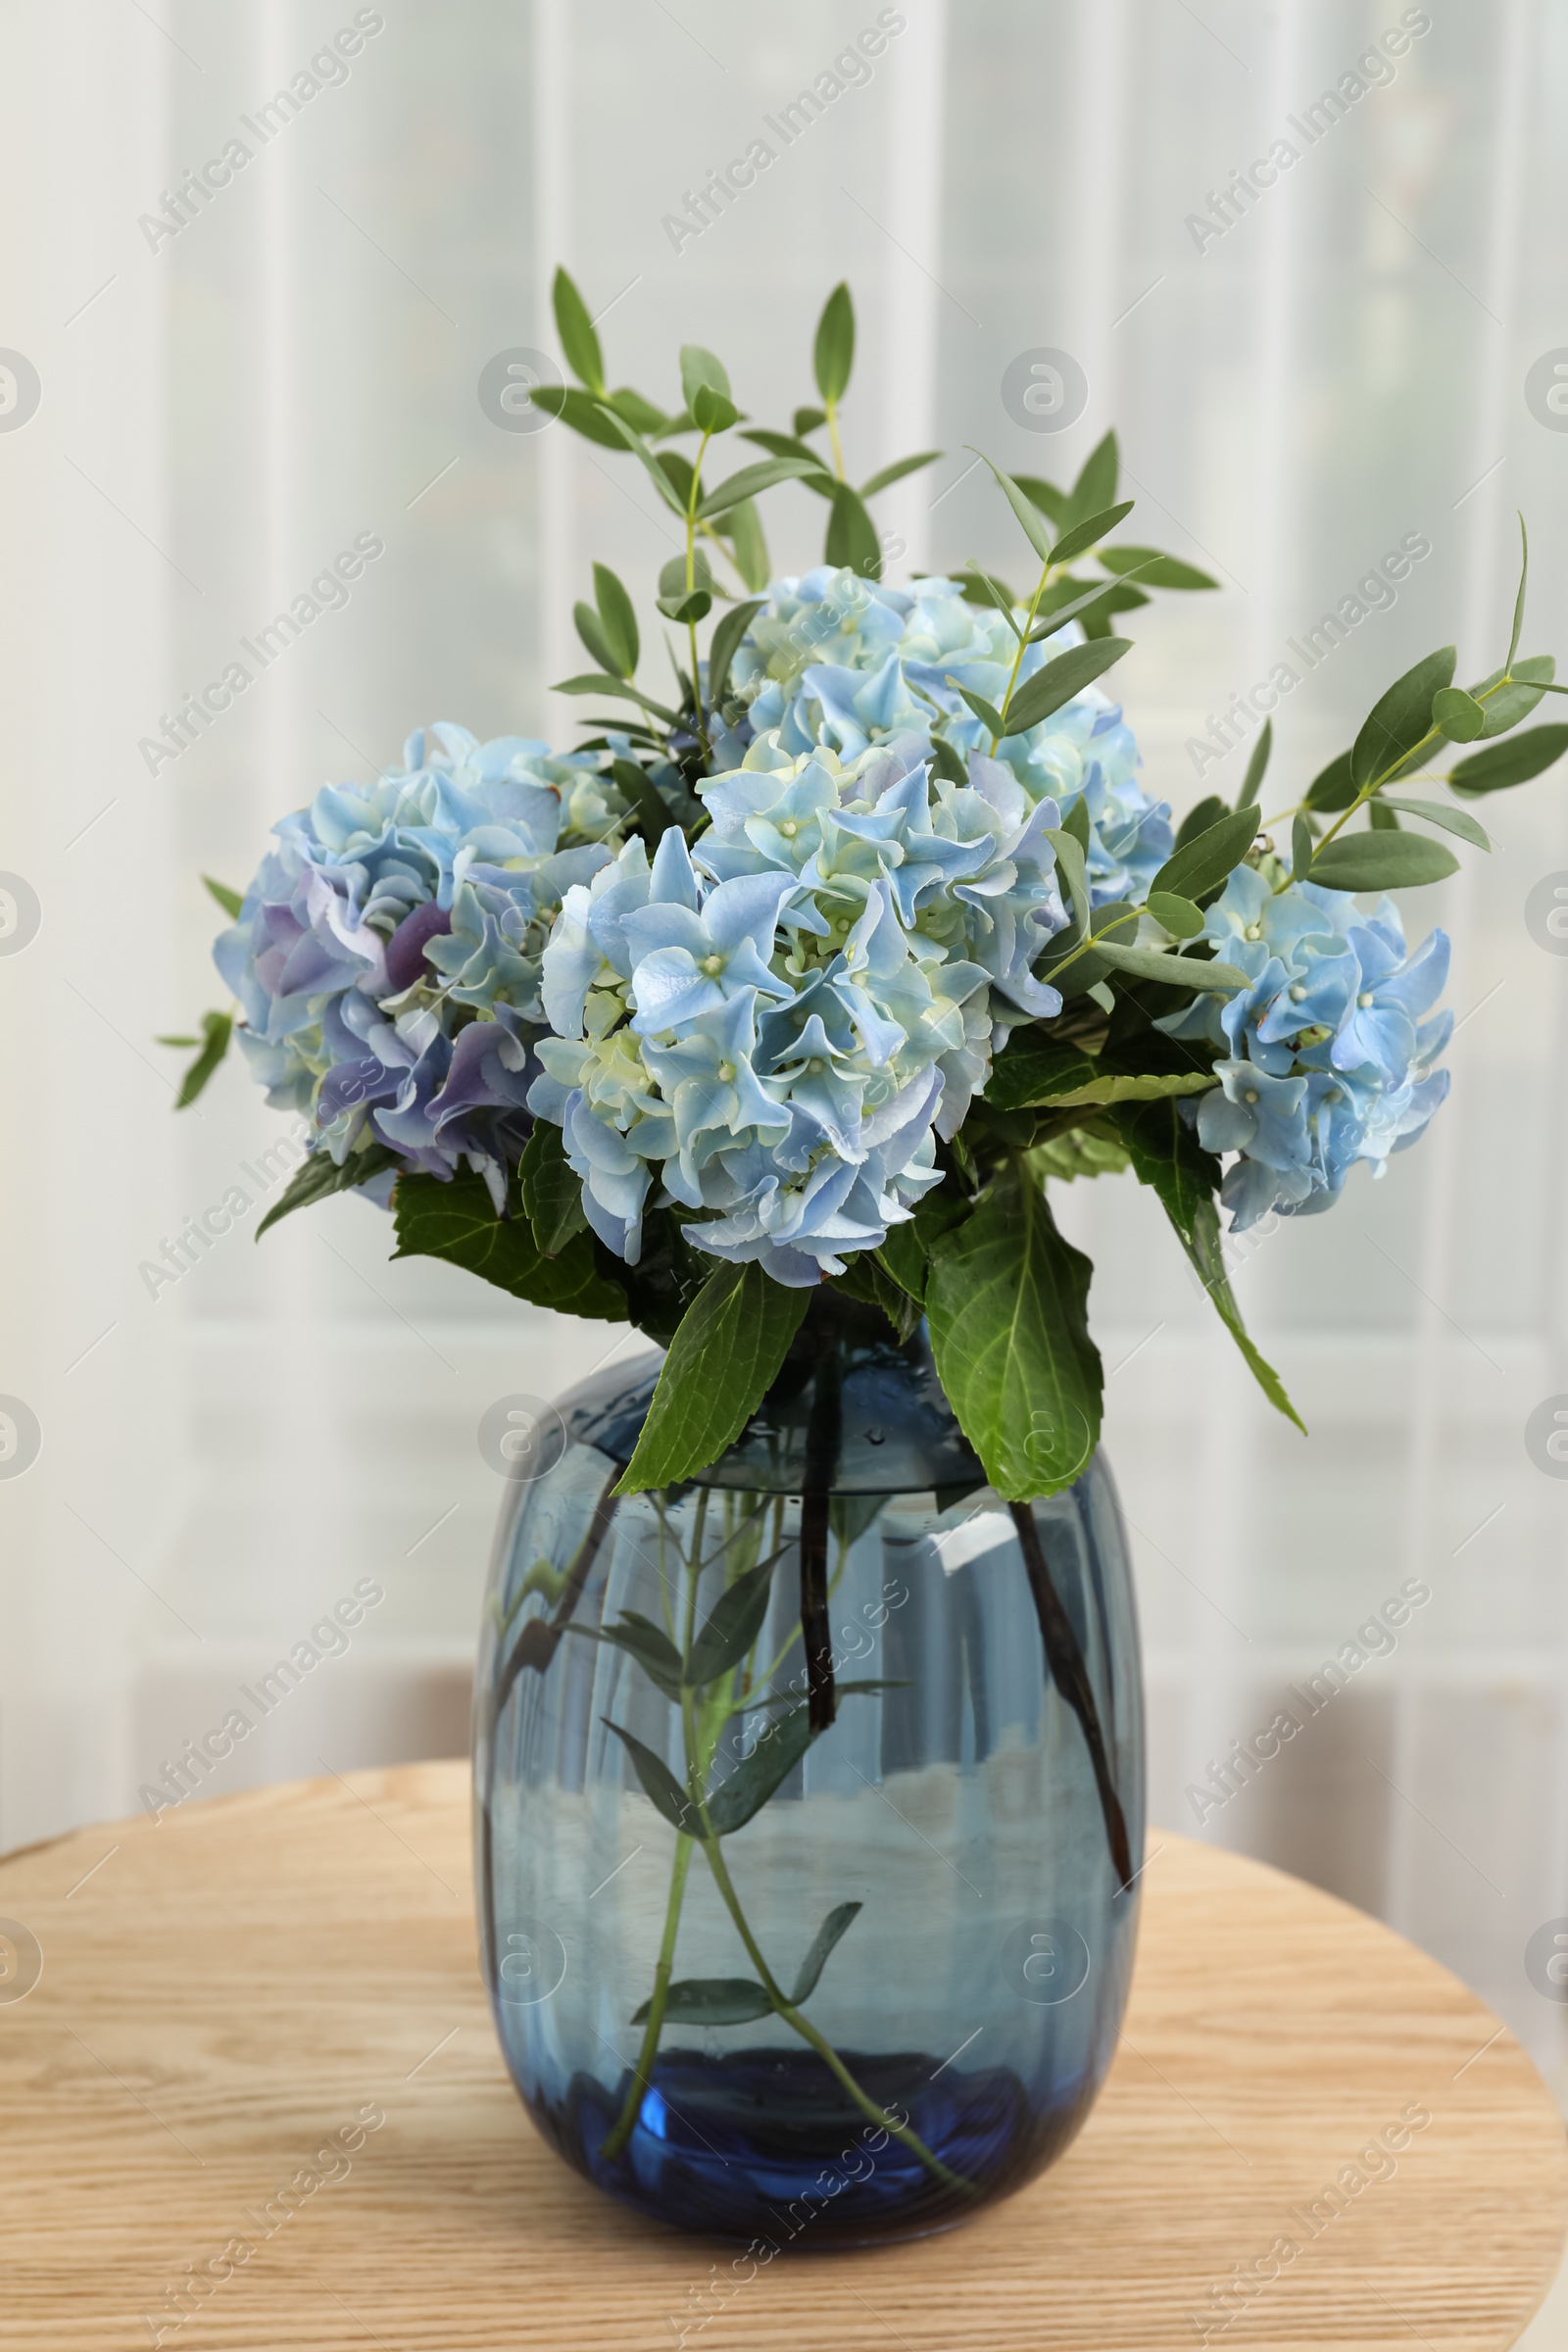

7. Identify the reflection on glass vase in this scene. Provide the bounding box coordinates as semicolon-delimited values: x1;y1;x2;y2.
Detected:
472;1296;1145;2246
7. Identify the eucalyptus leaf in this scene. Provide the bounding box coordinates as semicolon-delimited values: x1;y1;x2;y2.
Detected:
707;1704;818;1835
1048;500;1135;570
1151;805;1259;903
1238;718;1272;809
859;450;941;497
707;598;765;708
691;382;740;435
593;405;690;511
1448;722;1568;795
679;343;730;409
1148;890;1204;938
1291;812;1313;882
1097;544;1218;591
1004;639;1132;736
951;679;1005;738
567;1615;684;1702
1090;939;1250;991
969;447;1054;564
1468;654;1555;738
604;385;667;436
1507;510;1529;670
631;1977;771;2027
1349;646;1456;788
573;601;618;676
603;1720;697;1835
1304;751;1356;811
724;499;770;592
687;1552;784;1688
789;1902;863;2004
590;563;639;677
1174;796;1226;852
525;384;629;448
697;456;826;519
552;267;605;395
202;874;245;919
1011;473;1067;526
1309;830;1459;891
812;282;855;405
616;1260;809;1494
1378;795;1491;850
824;482;880;579
610;757;679;843
171;1007;232;1108
1065;429;1119;528
1431;685;1486;742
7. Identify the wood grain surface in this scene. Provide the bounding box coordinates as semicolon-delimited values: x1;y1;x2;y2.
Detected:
0;1761;1562;2350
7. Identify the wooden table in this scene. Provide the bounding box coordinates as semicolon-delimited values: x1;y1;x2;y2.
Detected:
0;1762;1562;2350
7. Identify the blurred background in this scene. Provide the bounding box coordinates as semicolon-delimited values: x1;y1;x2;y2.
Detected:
4;0;1568;2230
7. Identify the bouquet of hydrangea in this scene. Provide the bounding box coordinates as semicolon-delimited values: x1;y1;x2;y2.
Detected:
175;274;1568;1510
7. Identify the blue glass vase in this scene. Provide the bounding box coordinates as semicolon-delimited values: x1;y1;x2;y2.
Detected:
473;1297;1145;2246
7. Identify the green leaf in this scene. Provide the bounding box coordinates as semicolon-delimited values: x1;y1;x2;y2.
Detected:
1349;647;1456;789
1291;812;1314;881
687;1552;784;1689
1448;722;1568;795
1089;939;1250;992
616;1260;809;1494
927;735;967;787
169;1007;232;1108
696;456;826;520
657;589;711;625
1431;685;1486;742
604;386;667;436
593;563;639;677
969;446;1054;564
985;1034;1098;1110
631;1977;771;2027
1309;830;1459;892
691;382;740;435
1045;826;1090;943
793;404;827;437
255;1141;399;1241
518;1119;590;1255
824;482;880;579
859;450;941;497
789;1901;862;2004
1025;573;1139;643
832;1249;921;1343
1048;500;1135;570
591;405;689;513
951;679;1005;739
723;499;770;592
1151;805;1259;903
567;1615;684;1703
925;1173;1102;1500
1148;890;1204;939
552;267;605;395
876;1220;930;1306
1303;751;1355;812
1507;510;1529;670
610;756;678;843
1238;719;1272;809
657;449;695;509
964;563;1025;641
679;343;731;410
525;383;630;448
707;1704;818;1836
602;1720;697;1835
1174;795;1226;852
741;426;828;471
392;1167;629;1317
1097;544;1217;591
1113;1101;1303;1431
1004;639;1132;736
201;875;245;920
551;673;682;726
1378;795;1491;851
1065;429;1118;527
1012;473;1067;525
707;598;765;708
573;601;618;676
1469;653;1556;738
812;282;855;405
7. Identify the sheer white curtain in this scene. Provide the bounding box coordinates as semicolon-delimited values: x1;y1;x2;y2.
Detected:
7;0;1568;2145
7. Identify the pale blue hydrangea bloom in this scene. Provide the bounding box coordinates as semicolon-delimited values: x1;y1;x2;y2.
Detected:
1159;865;1451;1230
529;734;1070;1283
729;565;1172;904
217;723;624;1208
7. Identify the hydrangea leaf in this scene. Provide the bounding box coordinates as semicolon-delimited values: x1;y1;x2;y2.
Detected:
518;1120;590;1255
255;1141;400;1241
925;1172;1102;1500
1113;1100;1303;1432
615;1260;809;1494
831;1250;920;1342
392;1168;629;1319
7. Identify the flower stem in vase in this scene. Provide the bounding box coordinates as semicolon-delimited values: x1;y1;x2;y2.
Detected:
1008;1499;1133;1888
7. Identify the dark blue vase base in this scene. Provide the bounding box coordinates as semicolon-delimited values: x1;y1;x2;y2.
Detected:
526;2047;1091;2246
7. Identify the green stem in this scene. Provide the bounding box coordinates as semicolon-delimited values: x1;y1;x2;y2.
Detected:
693;1804;975;2196
600;1835;694;2159
686;427;713;766
990;554;1055;753
825;398;846;482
